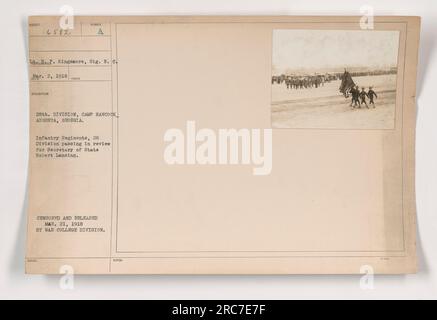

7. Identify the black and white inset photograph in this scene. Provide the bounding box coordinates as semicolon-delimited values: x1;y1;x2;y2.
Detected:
271;29;400;129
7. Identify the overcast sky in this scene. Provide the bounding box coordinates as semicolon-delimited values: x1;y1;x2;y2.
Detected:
272;30;400;73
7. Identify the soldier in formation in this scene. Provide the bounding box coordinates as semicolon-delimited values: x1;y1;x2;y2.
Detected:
367;86;378;108
359;87;369;108
350;85;360;108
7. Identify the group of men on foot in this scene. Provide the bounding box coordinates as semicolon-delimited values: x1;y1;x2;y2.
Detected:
350;86;378;109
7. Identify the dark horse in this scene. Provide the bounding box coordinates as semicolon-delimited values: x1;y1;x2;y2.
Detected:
339;70;355;98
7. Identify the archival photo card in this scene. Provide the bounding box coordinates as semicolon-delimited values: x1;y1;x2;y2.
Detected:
26;16;419;274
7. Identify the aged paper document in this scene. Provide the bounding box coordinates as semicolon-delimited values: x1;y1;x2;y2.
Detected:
26;16;420;274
